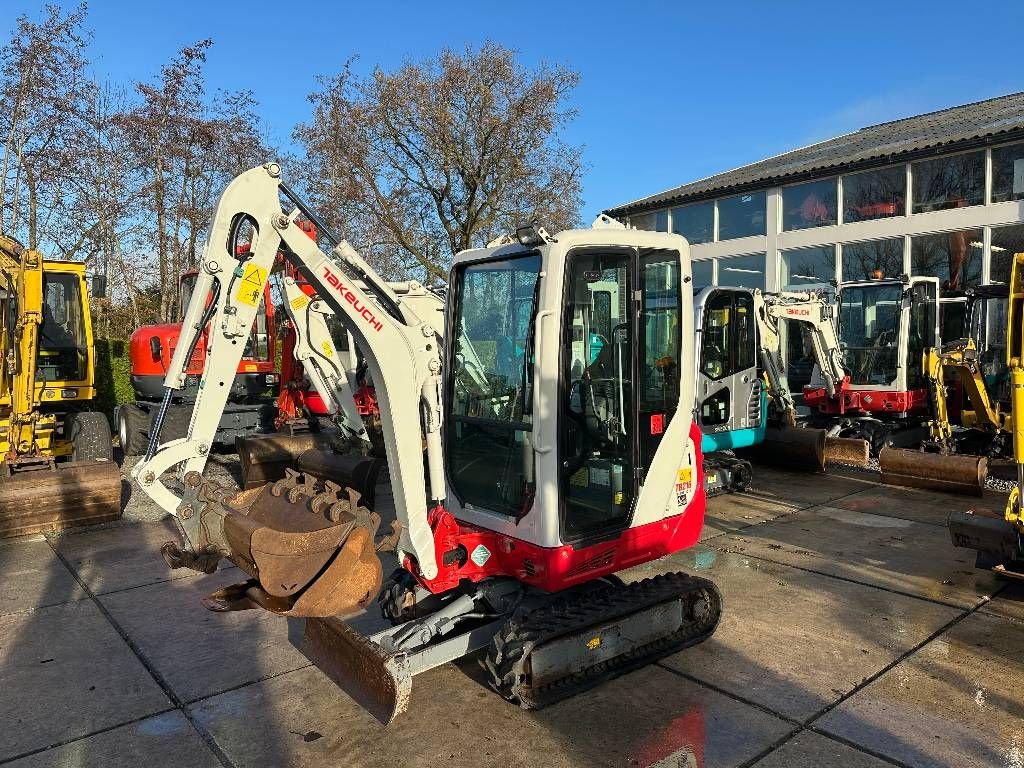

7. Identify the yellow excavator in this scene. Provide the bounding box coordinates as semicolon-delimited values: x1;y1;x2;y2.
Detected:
949;251;1024;578
0;234;120;536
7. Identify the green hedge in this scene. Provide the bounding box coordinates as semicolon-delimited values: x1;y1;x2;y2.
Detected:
94;338;133;428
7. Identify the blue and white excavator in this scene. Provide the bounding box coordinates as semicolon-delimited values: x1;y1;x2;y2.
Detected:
694;285;869;495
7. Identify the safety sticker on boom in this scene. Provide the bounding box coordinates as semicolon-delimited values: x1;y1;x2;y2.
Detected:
237;264;267;307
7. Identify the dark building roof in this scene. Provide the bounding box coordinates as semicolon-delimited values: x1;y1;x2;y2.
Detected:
607;91;1024;216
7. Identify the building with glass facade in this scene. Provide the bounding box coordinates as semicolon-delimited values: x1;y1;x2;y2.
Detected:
605;92;1024;383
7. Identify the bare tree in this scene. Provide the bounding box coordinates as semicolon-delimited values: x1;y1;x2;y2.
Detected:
294;43;585;281
0;3;94;251
117;41;271;320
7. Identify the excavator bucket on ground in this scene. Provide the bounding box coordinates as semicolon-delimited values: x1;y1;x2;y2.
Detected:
742;425;828;472
0;459;121;537
164;469;385;618
878;446;987;496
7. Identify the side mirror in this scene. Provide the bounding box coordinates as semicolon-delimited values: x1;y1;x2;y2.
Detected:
91;274;107;299
149;335;162;361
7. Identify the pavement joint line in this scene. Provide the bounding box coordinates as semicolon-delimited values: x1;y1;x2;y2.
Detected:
0;707;179;767
0;596;90;619
653;664;803;727
801;597;990;732
45;538;239;768
705;537;996;612
183;662;315;706
733;723;803;768
802;726;919;768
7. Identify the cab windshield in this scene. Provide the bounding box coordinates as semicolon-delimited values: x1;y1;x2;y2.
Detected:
447;253;541;517
838;283;902;385
37;272;87;382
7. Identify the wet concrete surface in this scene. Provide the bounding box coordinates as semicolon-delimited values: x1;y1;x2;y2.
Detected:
1;456;1021;767
714;504;1004;608
818;612;1024;768
647;546;961;721
827;484;1007;527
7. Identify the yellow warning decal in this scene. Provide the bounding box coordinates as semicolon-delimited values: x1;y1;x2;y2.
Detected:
677;468;692;483
244;364;257;372
290;294;310;311
236;264;267;307
321;341;334;358
586;636;601;650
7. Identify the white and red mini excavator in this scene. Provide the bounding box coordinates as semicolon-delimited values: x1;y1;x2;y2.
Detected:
133;164;721;724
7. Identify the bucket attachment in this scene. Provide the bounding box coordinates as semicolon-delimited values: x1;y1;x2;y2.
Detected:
824;436;870;468
236;433;334;489
173;470;384;617
949;509;1024;578
740;426;827;472
296;449;384;508
879;447;987;496
0;459;121;538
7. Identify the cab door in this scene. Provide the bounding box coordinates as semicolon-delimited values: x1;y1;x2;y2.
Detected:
696;289;761;447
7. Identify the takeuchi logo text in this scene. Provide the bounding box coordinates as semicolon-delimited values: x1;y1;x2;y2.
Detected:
321;266;384;332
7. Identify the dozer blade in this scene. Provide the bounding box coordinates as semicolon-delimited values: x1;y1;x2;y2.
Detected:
740;426;827;472
0;459;121;538
236;433;333;489
824;436;870;468
879;447;987;496
303;617;412;725
209;471;384;617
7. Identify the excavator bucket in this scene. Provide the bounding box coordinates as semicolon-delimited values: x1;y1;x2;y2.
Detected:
878;446;987;496
824;436;871;468
0;459;121;538
742;426;828;472
236;434;384;506
189;470;384;618
236;433;334;489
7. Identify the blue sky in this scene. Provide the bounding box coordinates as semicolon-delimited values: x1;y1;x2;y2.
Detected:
3;1;1023;220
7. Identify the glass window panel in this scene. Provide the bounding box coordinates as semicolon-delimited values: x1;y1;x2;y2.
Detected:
692;260;713;293
630;211;655;231
654;209;669;232
782;179;837;231
911;151;984;213
990;224;1024;285
843;166;906;222
780;246;835;292
717;253;766;290
671;201;714;245
717;191;766;240
911;230;983;291
991;142;1024;203
841;239;904;282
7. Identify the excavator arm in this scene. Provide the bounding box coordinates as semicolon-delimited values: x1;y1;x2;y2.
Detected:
0;236;43;458
753;289;847;422
132;163;444;589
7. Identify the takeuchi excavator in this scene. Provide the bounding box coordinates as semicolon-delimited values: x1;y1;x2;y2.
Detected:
133;163;720;724
0;234;120;536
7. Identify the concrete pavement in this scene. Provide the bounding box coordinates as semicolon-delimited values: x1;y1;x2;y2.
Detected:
0;461;1021;767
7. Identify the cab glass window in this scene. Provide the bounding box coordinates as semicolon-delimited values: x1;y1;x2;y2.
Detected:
38;273;86;382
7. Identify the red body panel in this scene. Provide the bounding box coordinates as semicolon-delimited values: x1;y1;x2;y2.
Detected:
803;378;929;416
410;422;706;595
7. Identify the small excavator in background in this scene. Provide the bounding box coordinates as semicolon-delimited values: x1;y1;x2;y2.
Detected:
695;285;868;495
950;251;1024;578
0;234;120;536
133;163;721;724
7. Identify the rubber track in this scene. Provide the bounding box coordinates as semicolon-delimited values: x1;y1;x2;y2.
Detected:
483;572;722;709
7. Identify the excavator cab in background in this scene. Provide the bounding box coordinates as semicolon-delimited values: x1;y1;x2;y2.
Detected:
695;286;868;495
0;235;120;537
132;164;720;724
804;275;939;454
